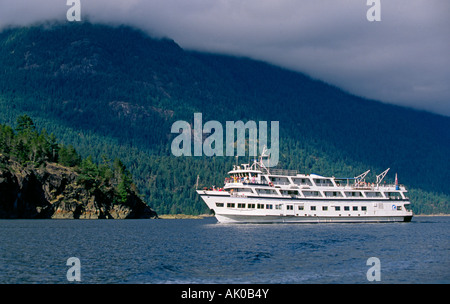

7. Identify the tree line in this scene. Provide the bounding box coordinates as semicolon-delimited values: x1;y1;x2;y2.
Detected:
0;115;137;206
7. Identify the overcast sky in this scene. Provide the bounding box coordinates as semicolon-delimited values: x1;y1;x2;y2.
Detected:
1;0;449;116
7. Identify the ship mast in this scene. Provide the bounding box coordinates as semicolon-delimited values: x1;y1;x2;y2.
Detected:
354;169;370;184
376;168;390;186
258;146;271;174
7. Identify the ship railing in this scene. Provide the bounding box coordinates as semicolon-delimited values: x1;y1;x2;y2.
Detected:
224;180;269;186
255;193;283;197
230;192;248;198
387;196;404;200
224;180;407;191
270;181;291;186
265;183;400;190
334;184;406;191
269;168;298;176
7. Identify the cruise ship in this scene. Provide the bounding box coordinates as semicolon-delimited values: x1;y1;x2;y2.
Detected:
197;149;413;223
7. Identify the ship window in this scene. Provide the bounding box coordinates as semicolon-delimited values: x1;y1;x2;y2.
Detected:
322;206;328;211
397;205;402;210
292;178;312;186
314;179;333;186
311;206;316;211
325;191;343;197
287;205;293;210
237;203;245;208
266;204;273;209
335;206;341;211
344;206;350;211
291;178;309;185
303;191;322;197
298;205;304;210
345;191;362;197
215;203;224;207
256;188;278;195
237;188;253;193
387;192;402;199
361;206;367;211
247;203;255;209
257;204;264;209
353;206;358;211
227;203;235;208
366;192;382;197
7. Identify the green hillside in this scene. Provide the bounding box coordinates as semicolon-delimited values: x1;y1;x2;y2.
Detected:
0;115;156;219
0;22;449;214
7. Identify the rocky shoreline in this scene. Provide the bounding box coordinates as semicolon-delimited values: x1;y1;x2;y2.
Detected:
0;157;157;219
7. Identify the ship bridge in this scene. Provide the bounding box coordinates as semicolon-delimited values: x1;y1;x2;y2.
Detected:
226;164;264;184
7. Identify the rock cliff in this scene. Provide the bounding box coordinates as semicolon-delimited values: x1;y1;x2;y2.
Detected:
0;155;157;219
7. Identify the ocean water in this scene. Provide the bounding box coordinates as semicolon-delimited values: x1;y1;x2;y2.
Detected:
0;216;448;284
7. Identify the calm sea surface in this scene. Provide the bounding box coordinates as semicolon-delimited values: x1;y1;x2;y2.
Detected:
0;216;448;284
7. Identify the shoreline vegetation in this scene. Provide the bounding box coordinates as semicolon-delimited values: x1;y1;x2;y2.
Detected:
0;115;157;219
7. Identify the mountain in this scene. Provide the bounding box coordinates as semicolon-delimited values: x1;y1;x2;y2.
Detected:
0;22;449;214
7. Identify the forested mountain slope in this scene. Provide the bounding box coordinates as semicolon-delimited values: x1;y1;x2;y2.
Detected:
0;22;448;214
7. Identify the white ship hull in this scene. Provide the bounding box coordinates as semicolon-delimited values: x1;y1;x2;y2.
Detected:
197;191;413;224
215;214;411;224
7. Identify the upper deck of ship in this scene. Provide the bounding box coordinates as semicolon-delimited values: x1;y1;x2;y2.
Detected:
223;153;406;194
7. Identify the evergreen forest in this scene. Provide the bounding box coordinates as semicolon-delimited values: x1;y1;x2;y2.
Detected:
0;22;449;214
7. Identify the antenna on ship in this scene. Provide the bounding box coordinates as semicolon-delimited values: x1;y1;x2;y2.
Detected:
376;168;390;186
248;139;256;165
259;146;271;174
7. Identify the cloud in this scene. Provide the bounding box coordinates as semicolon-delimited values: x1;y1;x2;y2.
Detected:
1;0;449;116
